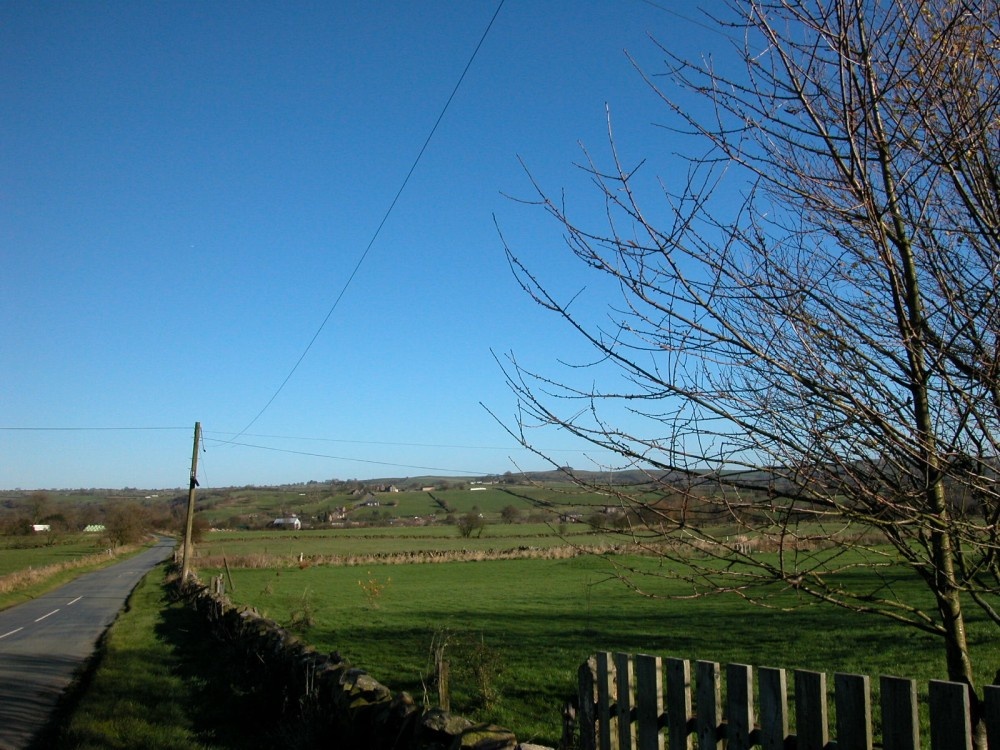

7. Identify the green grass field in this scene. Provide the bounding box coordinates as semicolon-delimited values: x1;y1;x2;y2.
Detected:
201;547;1000;747
191;523;615;562
0;534;110;576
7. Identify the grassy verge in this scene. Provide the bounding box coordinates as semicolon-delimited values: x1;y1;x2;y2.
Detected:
45;566;280;750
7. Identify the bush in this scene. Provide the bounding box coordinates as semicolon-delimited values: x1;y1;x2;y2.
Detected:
456;513;486;539
1;517;33;536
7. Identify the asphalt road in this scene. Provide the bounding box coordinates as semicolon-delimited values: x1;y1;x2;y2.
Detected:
0;538;176;750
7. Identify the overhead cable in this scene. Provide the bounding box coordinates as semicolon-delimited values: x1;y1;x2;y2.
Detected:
231;0;507;441
205;437;491;476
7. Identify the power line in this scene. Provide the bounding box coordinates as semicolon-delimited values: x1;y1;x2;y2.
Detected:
205;430;517;451
232;0;507;441
205;438;491;476
0;427;189;432
636;0;729;37
202;430;596;454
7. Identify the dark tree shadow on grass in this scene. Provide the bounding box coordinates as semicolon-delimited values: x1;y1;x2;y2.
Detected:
37;573;330;750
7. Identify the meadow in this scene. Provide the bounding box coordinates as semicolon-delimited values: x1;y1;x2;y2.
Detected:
197;527;1000;747
191;523;621;563
0;533;109;576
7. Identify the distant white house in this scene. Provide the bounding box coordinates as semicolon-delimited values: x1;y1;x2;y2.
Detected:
272;516;302;530
32;524;51;533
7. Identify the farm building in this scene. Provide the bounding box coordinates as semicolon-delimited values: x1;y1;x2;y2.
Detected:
272;516;302;530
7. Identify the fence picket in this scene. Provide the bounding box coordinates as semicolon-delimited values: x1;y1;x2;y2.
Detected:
758;667;788;750
985;685;1000;750
665;658;692;750
880;675;919;750
616;652;635;750
726;663;755;750
635;654;664;750
928;680;972;750
695;661;722;750
579;659;597;750
795;670;828;750
834;673;872;750
597;652;615;750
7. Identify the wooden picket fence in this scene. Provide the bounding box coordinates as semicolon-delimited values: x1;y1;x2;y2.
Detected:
576;652;1000;749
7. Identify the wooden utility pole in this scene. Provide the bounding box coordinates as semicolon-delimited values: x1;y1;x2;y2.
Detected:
180;421;201;583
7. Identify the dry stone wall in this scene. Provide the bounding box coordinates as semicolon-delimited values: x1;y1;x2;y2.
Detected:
180;575;552;750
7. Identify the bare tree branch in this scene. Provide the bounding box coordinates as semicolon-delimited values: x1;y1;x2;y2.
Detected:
497;0;1000;727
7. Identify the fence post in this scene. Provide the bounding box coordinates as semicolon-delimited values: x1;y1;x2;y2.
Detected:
665;658;692;750
881;675;920;750
579;658;598;750
597;652;616;750
928;680;973;750
795;670;829;750
835;673;872;750
635;654;664;750
615;652;635;750
984;685;1000;749
438;658;450;712
758;667;788;750
561;701;577;750
726;664;755;750
695;661;723;750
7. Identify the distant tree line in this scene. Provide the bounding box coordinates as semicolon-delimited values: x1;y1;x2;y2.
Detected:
0;490;201;548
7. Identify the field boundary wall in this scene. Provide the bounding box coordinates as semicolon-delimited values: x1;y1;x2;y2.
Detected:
178;573;553;750
577;651;1000;749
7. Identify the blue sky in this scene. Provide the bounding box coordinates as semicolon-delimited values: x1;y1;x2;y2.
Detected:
1;1;732;490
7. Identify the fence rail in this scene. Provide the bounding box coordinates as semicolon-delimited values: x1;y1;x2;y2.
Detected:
577;652;1000;749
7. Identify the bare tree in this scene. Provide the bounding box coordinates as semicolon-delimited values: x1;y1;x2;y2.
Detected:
497;0;1000;720
26;491;52;524
500;504;522;524
457;512;487;538
104;502;150;549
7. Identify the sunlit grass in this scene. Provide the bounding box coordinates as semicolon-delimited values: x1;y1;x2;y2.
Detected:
205;553;999;747
191;523;617;563
0;534;109;576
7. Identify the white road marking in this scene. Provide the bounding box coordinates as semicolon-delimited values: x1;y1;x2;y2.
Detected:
0;628;24;640
34;609;59;623
67;596;83;606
